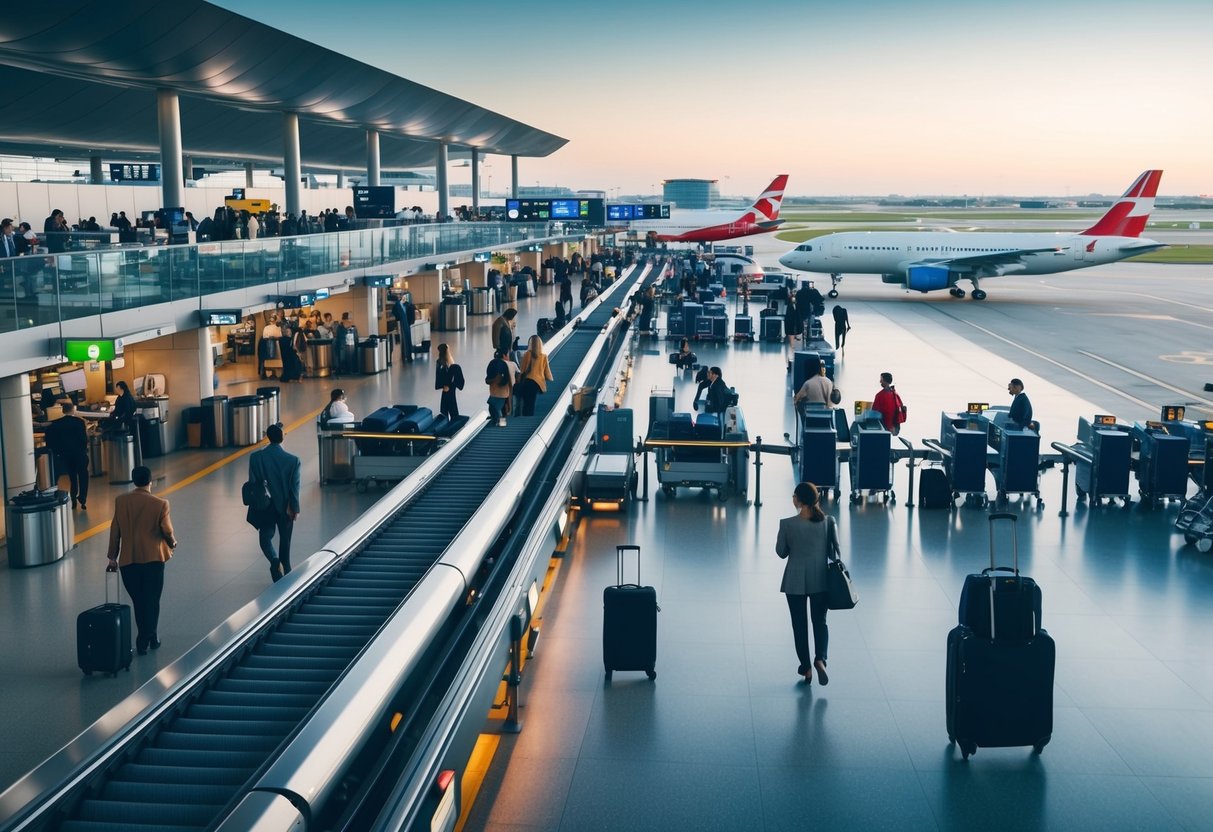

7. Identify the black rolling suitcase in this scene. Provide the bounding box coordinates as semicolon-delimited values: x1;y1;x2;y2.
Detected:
918;467;952;509
77;570;133;677
958;513;1042;639
603;545;658;681
946;625;1055;759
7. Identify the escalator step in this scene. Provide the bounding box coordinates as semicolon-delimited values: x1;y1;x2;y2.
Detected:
135;748;263;768
72;798;221;826
170;717;296;736
100;780;235;805
186;704;310;722
156;731;281;751
112;762;251;785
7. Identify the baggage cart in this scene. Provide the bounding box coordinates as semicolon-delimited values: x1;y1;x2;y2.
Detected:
849;423;894;503
1175;493;1213;552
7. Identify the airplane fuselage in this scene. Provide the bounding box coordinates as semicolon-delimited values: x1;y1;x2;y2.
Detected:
630;210;783;243
781;230;1162;282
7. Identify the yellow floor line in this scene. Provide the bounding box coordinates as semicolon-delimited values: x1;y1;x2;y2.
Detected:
456;734;501;832
73;405;325;545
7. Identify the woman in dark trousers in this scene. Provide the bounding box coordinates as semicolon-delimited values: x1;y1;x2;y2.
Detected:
775;482;834;685
278;334;304;383
434;343;464;419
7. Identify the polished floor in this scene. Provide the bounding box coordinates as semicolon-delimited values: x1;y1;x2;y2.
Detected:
464;263;1213;831
0;285;558;792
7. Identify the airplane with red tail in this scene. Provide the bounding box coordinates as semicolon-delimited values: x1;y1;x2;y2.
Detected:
629;174;789;243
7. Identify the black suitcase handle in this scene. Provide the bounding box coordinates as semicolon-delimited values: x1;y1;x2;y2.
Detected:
988;512;1019;575
616;544;641;586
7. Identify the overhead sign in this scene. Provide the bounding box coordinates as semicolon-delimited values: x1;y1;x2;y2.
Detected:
63;338;117;362
607;204;670;221
506;198;605;226
109;163;160;182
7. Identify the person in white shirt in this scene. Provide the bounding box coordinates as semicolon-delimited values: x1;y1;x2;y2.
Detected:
793;364;834;407
246;212;260;240
322;389;355;425
259;316;283;379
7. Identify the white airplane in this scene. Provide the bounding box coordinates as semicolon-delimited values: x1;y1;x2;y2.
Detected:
628;174;788;243
778;170;1165;299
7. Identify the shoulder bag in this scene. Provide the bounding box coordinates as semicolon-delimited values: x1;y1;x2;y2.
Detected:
825;517;859;610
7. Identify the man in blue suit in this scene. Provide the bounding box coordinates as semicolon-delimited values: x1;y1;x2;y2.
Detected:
247;423;301;582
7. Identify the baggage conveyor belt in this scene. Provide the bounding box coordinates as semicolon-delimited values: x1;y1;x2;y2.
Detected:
3;264;652;832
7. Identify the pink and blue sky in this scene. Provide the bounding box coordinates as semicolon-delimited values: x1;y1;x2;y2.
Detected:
214;0;1211;197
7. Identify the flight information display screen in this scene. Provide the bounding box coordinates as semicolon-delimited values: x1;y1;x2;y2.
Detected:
607;204;669;221
110;163;160;182
507;199;606;225
353;186;396;218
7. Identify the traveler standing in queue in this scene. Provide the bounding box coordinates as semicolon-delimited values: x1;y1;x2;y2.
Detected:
435;344;465;419
776;482;833;685
46;401;90;510
259;315;282;379
872;372;907;435
793;364;834;408
832;305;850;350
491;308;517;360
1008;378;1034;429
702;366;732;415
247;424;301;582
485;349;513;427
107;465;177;655
516;335;554;416
390;294;416;364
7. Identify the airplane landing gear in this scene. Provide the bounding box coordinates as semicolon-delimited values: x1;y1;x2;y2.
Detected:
828;273;841;299
968;277;986;301
949;287;966;298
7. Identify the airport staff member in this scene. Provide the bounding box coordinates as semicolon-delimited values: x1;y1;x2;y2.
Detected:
1008;378;1033;429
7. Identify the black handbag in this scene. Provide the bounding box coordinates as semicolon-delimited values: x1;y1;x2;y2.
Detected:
241;479;272;512
825;518;858;610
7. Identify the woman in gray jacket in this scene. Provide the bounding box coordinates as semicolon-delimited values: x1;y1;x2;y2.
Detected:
775;482;834;685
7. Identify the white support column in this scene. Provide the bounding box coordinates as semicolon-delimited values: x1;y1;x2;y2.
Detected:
244;162;255;188
0;374;36;506
436;143;450;220
197;326;215;401
283;112;302;216
471;150;480;214
511;155;519;198
157;88;185;209
89;156;104;185
182;155;194;185
366;129;381;187
337;171;345;189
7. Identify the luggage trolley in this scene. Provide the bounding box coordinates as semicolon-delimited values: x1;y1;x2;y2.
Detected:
977;407;1045;509
797;403;846;500
938;406;993;506
849;419;895;503
1130;421;1191;506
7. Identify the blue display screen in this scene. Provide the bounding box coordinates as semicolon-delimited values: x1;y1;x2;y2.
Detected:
550;199;581;218
608;205;634;221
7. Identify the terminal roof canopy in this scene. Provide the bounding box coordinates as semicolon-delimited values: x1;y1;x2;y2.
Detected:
0;0;566;169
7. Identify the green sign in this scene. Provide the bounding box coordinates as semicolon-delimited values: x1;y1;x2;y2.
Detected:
64;339;116;362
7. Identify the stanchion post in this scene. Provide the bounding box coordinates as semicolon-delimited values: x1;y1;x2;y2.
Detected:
1059;458;1071;518
502;611;526;734
639;437;649;501
754;436;763;508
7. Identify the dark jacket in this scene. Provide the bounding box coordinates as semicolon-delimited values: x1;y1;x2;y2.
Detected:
45;413;89;460
248;443;301;516
436;362;465;392
704;377;732;414
1009;392;1033;428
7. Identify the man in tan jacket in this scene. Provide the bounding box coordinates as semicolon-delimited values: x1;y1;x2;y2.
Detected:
107;465;177;655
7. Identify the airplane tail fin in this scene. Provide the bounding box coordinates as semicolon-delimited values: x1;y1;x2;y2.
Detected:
1081;170;1162;237
742;174;789;223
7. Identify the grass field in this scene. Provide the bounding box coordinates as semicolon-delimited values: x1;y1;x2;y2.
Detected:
1128;245;1213;264
775;227;925;243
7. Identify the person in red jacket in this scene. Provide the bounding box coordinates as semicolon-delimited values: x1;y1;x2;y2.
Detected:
872;372;906;435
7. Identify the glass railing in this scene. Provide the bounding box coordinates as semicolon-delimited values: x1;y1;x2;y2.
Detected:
0;222;570;335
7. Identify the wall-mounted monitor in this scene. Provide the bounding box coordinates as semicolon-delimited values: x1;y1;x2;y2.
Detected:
472;252;491;263
63;339;116;362
199;310;241;326
363;275;393;288
109;163;160;182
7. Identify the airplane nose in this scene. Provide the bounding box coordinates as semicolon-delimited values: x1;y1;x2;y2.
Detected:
778;253;792;268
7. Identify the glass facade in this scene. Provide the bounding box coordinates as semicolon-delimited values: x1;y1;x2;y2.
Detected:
0;222;560;335
661;179;719;210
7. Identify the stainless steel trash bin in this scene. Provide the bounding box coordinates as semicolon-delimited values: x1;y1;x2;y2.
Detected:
505;284;518;303
309;338;333;378
470;288;493;315
318;429;357;484
106;433;136;484
6;490;74;568
202;395;231;448
34;441;55;491
257;386;281;428
231;395;264;446
137;407;168;458
359;338;387;374
88;430;106;477
442;298;466;332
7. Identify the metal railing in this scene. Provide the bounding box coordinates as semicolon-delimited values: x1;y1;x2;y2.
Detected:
0;222;564;335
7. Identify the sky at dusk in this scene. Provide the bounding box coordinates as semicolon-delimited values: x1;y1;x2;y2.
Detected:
213;0;1212;197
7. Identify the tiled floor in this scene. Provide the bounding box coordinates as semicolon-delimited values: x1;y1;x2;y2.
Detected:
0;284;560;792
465;264;1213;831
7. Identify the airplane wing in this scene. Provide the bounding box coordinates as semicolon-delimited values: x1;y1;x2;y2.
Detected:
910;246;1065;272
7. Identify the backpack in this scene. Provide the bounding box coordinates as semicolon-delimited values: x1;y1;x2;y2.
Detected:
405;302;418;325
894;393;907;424
319;403;333;429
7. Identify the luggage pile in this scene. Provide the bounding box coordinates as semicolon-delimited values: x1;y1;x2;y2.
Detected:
946;513;1054;760
353;405;469;491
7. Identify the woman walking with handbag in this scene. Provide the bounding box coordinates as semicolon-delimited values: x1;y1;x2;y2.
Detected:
435;344;465;419
516;335;554;416
775;482;834;685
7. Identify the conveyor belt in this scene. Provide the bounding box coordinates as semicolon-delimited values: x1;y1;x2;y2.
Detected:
42;271;643;832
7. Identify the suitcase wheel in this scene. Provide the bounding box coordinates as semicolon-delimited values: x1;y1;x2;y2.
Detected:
646;669;657;681
82;670;92;677
960;741;977;760
604;670;613;681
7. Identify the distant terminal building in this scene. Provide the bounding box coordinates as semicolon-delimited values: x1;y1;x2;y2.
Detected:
662;178;719;210
1019;200;1059;209
518;185;575;197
